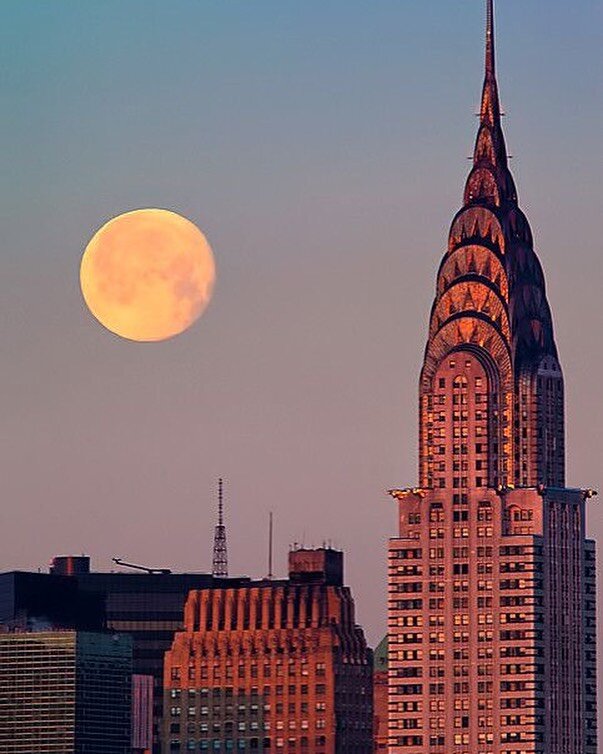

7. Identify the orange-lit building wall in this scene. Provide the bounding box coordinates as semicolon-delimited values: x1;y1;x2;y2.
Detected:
162;549;373;754
388;2;596;753
388;486;596;754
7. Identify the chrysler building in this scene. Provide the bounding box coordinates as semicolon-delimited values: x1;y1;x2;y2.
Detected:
388;2;597;752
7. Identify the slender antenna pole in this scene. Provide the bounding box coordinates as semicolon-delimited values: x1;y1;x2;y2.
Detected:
218;478;223;526
268;512;274;580
486;0;495;79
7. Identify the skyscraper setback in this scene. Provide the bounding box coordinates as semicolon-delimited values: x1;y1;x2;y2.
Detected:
388;2;597;753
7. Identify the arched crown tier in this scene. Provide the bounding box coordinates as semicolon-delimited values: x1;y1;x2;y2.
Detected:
437;245;509;301
421;315;512;391
449;206;506;254
418;0;564;489
429;280;510;343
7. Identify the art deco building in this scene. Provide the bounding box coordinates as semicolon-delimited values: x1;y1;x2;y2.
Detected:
388;2;597;753
162;548;373;753
0;631;133;754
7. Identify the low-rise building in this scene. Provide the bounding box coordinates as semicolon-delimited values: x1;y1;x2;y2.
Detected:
162;548;373;753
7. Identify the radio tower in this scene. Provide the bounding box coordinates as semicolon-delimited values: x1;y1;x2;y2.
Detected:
212;478;229;577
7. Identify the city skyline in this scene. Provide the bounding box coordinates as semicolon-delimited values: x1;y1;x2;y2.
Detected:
1;0;602;659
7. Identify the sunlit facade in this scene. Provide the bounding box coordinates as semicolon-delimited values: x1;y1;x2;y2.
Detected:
162;548;373;754
387;2;597;753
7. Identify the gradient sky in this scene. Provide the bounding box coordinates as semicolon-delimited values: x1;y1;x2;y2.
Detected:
1;0;602;661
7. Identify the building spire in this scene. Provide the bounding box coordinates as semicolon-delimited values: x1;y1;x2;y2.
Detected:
486;0;495;79
212;477;229;577
479;0;500;126
464;0;516;205
421;0;562;490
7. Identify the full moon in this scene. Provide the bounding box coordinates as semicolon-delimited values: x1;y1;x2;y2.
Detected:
80;208;216;342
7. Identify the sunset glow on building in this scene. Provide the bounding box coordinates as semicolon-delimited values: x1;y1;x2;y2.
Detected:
387;2;597;752
162;549;373;753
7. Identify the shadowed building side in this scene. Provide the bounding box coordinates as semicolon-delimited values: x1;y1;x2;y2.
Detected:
0;559;255;754
373;636;388;752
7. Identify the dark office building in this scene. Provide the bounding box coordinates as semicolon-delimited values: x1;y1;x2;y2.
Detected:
0;630;132;754
0;557;251;754
0;568;105;631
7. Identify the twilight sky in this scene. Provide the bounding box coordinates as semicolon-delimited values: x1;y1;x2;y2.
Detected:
1;0;603;650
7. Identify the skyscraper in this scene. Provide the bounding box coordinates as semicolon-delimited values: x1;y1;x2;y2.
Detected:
0;558;252;753
0;631;132;754
162;548;373;754
388;2;597;753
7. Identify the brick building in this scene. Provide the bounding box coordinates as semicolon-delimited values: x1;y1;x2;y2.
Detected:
162;548;373;753
388;2;597;753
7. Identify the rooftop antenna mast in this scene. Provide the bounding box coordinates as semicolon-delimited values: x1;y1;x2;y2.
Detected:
212;478;229;577
267;512;274;580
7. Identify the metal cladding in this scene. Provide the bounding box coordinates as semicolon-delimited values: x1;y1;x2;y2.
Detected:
419;0;564;492
389;3;597;754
